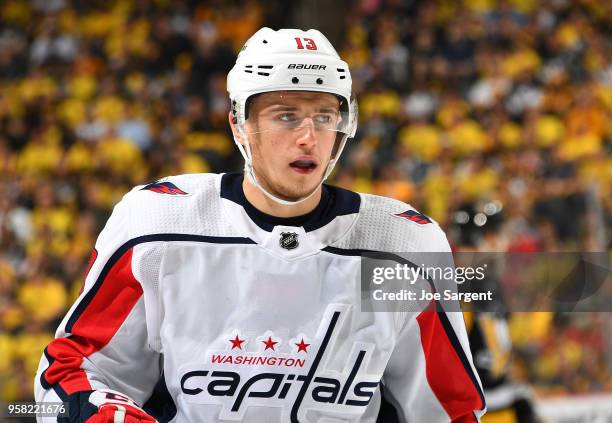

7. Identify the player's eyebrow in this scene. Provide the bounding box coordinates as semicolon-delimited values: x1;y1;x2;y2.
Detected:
264;105;339;113
265;105;300;111
316;107;339;113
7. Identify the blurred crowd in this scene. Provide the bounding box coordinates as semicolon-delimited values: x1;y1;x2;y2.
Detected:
334;0;611;396
0;0;610;403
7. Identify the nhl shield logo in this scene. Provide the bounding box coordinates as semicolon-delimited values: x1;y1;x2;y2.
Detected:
279;232;299;250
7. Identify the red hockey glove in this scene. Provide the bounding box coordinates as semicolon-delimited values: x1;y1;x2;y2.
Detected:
86;390;156;423
60;389;157;423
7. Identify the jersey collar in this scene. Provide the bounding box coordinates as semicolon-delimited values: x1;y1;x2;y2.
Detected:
220;172;360;233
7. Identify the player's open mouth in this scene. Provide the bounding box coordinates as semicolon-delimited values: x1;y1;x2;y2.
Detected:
289;159;317;174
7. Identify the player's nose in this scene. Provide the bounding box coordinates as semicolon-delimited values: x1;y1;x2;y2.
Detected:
294;119;317;147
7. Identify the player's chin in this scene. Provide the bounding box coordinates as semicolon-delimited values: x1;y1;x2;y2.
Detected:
276;173;322;200
278;186;319;202
289;165;324;186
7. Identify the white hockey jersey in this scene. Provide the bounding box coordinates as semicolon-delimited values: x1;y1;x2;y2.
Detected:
35;172;485;423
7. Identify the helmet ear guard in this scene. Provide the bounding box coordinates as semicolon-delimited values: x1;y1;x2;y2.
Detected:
227;27;358;206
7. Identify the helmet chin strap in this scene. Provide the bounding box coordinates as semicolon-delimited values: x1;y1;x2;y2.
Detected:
234;126;337;206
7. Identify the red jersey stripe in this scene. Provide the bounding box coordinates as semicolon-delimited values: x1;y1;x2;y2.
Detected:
417;307;484;421
42;248;142;394
451;412;479;422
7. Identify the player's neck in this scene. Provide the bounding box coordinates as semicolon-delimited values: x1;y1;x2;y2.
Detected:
242;177;322;218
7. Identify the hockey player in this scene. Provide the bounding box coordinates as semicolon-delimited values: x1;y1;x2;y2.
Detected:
35;28;486;422
464;311;539;423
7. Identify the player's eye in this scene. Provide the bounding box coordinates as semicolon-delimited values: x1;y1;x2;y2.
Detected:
314;114;333;124
278;113;297;123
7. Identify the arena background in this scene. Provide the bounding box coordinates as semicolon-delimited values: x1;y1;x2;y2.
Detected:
0;0;610;421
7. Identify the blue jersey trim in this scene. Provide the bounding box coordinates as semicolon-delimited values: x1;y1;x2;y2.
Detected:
65;234;256;333
143;368;178;423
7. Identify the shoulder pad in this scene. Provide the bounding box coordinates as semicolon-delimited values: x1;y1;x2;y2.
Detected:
332;193;450;253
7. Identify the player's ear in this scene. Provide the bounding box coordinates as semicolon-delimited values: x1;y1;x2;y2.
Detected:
228;111;244;146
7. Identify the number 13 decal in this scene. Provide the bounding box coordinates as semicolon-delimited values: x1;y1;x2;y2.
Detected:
295;37;317;50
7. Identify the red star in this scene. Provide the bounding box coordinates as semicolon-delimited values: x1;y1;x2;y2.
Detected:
295;338;310;353
229;335;245;350
262;336;278;351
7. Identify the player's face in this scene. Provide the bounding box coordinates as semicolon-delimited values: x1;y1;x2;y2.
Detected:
243;91;341;202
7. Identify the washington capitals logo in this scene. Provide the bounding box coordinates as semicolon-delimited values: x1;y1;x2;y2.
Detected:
141;181;189;195
178;305;380;421
279;232;299;250
394;210;432;225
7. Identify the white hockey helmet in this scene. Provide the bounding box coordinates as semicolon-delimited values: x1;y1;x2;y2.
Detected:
227;27;358;205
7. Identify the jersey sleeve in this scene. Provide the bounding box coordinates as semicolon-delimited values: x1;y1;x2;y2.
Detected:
381;230;487;422
34;190;162;420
